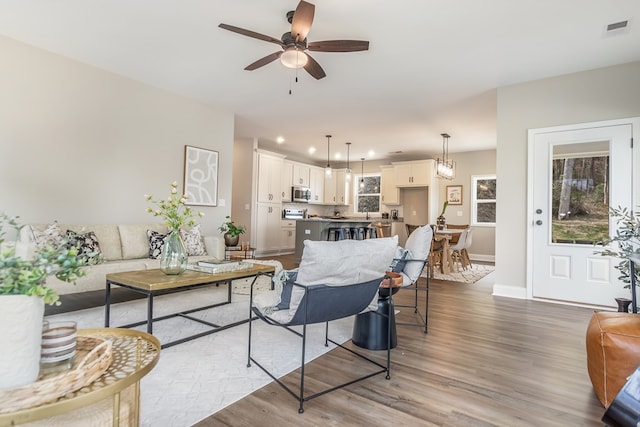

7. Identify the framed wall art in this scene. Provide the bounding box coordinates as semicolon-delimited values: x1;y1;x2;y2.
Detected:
446;185;463;205
183;145;218;206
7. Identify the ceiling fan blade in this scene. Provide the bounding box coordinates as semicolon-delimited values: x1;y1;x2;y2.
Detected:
218;23;284;47
308;40;370;52
290;1;315;42
244;51;282;71
303;53;326;80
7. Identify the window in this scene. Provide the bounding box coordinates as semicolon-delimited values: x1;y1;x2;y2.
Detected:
355;174;381;214
472;175;496;226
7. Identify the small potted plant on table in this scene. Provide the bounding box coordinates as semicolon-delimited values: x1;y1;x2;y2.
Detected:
218;216;246;247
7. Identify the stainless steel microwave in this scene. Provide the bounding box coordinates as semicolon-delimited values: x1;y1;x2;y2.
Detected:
292;186;311;203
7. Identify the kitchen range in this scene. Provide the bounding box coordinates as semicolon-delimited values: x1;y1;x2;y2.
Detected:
283;208;306;219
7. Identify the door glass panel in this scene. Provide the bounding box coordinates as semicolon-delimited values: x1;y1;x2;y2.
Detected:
551;142;609;245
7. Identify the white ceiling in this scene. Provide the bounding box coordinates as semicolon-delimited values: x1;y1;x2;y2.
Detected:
1;0;639;165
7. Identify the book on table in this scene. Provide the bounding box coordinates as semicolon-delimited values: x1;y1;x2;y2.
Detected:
197;259;241;268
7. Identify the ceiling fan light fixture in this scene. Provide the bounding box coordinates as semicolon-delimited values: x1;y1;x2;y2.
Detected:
280;47;308;69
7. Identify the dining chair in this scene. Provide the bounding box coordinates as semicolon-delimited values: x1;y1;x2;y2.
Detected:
444;223;469;245
449;229;469;271
461;228;473;268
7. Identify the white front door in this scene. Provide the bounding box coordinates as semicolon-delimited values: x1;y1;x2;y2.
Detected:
528;120;634;307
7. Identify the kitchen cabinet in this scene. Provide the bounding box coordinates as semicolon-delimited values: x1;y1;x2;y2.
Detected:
281;219;296;251
335;170;350;205
256;202;282;254
381;165;400;205
257;152;284;203
282;161;293;202
308;166;324;204
324;172;337;204
323;169;350;205
292;162;310;187
394;160;432;187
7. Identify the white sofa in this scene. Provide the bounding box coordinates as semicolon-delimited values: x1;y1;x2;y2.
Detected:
18;223;225;296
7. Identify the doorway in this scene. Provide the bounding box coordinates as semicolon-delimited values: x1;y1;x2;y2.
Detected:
527;119;637;307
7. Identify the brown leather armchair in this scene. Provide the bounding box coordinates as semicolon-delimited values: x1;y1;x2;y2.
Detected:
586;311;640;407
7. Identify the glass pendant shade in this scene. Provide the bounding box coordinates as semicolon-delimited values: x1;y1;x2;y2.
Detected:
280;48;308;69
345;142;352;181
325;135;332;178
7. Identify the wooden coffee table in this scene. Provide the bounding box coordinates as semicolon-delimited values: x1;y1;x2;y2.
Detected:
104;264;275;348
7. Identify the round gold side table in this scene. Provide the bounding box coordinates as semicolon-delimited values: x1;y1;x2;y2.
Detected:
0;328;160;427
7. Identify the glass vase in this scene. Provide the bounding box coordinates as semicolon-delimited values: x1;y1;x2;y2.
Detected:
160;229;188;275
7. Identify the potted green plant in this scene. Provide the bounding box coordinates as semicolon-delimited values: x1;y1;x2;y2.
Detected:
218;216;246;247
0;213;100;389
595;206;640;311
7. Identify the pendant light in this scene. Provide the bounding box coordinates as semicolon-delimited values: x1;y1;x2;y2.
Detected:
359;157;365;189
325;135;332;178
436;133;456;179
345;142;352;182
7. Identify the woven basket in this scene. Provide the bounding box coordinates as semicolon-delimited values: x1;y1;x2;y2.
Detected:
0;335;113;414
380;271;403;288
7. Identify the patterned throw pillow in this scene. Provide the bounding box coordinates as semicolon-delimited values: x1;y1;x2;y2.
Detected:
30;222;64;249
180;224;207;256
65;230;102;263
147;230;167;259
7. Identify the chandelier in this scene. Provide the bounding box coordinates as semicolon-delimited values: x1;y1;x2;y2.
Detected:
436;133;455;179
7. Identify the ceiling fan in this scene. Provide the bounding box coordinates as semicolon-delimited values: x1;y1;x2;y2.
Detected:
218;0;369;80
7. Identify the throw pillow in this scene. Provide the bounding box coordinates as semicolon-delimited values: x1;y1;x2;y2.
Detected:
29;222;64;249
391;248;411;273
65;230;102;263
180;224;207;256
402;225;433;282
147;230;167;259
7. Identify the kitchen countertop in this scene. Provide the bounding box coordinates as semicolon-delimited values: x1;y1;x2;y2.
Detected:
297;217;403;223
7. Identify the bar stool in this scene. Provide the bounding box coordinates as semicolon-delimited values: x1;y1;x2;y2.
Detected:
349;227;366;240
327;227;348;241
365;227;378;238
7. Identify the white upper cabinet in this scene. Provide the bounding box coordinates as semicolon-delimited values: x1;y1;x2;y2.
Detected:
324;171;337;204
394;160;432;187
281;161;293;202
309;166;324;204
335;170;350;206
257;152;284;203
292;163;310;187
381;165;400;205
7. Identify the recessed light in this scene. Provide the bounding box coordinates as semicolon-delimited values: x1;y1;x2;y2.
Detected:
334;153;342;160
308;147;316;154
368;150;375;157
276;136;285;144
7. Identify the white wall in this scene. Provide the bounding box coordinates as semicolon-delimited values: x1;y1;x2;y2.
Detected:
0;36;235;236
495;61;640;298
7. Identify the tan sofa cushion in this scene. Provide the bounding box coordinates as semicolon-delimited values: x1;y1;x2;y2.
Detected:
118;224;167;260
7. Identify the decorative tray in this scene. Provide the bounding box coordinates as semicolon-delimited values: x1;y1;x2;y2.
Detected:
0;336;113;414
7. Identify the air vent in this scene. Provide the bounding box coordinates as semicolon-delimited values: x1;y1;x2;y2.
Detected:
607;20;628;32
388;150;403;154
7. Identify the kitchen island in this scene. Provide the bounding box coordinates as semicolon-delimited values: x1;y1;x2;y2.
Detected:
294;218;395;261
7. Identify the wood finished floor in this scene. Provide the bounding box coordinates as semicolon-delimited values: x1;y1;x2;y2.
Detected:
194;254;604;426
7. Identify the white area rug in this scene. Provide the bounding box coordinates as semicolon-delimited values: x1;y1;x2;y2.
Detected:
231;259;283;295
45;286;354;427
424;263;495;284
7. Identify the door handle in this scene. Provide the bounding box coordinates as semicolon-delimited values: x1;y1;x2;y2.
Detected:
536;220;543;225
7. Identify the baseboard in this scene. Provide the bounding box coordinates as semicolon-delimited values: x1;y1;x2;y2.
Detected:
469;253;495;263
492;283;527;299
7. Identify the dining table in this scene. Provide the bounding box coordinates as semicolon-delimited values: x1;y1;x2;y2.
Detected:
434;229;462;274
